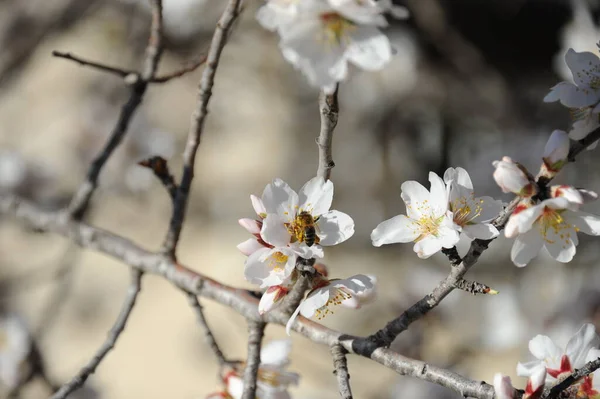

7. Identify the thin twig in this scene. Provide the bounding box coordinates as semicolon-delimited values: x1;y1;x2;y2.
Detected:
66;0;164;219
161;0;243;257
138;156;178;200
545;357;600;399
151;55;208;83
187;294;227;366
51;269;143;399
331;343;353;399
453;278;497;295
241;321;266;399
317;85;339;181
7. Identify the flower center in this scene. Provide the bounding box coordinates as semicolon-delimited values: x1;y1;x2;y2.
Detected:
258;368;284;387
546;354;573;379
289;211;320;246
320;12;355;45
537;207;577;245
269;251;288;272
451;196;483;226
413;215;444;242
570;106;592;122
315;287;352;320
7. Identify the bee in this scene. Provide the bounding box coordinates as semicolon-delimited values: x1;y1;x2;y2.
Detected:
293;211;320;247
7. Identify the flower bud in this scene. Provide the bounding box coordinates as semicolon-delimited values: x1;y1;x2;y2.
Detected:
543;130;570;171
493;157;537;197
251;194;267;218
258;285;289;315
493;374;515;399
238;218;262;235
524;366;546;399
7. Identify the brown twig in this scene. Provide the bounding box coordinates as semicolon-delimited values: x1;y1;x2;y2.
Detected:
50;269;143;399
241;321;266;399
151;55;208;83
66;0;164;220
544;357;600;399
317;85;339;181
161;0;243;258
331;343;353;399
187;294;228;366
138;156;178;200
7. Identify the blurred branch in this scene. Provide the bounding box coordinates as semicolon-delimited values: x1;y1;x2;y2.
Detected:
51;269;143;399
187;294;228;366
67;0;165;219
138;156;178;200
161;0;243;258
151;55;208;83
241;321;265;399
317;85;339;181
545;357;600;399
331;343;353;399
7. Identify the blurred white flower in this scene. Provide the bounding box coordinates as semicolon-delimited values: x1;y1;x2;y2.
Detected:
517;323;599;383
371;172;459;259
0;315;32;391
443;167;502;240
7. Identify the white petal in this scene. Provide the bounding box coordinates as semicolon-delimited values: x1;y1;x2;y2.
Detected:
299;287;330;318
493;374;515;399
370;215;420;246
316;210;355;245
462;223;499;240
261;339;292;366
244;248;273;285
400;180;430;219
298;177;333;216
565;323;600;369
474;196;503;223
565;48;600;87
262;178;298;218
428;172;449;218
527;366;547;395
444;167;473;190
511;205;544;235
261;214;292;247
346;26;391;71
239;218;261;234
543;224;577;263
251;195;267;217
333;274;374;294
413;236;443;259
568;211;600;235
285;304;303;336
227;375;244;399
511;228;544;267
517;360;545;378
436;224;460;248
258;286;287;315
529;334;562;361
544;81;600;108
290;242;324;259
237;238;265;256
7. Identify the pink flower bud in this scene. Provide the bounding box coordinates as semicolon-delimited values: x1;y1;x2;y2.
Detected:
238;218;262;235
493;157;537;197
493;374;515;399
524;366;546;399
543;130;570;172
258;285;289;315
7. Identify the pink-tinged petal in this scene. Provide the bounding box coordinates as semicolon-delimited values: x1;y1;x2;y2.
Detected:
285;304;303;336
511;228;544;267
317;210;355;245
511;204;544;235
251;194;267;217
298;177;333;216
547;355;572;379
237;238;265;256
258;286;289;315
262;178;298;219
261;214;292;247
565;323;600;369
226;374;244;399
413;235;443;259
567;211;600;235
550;185;584;205
428;171;449;218
371;215;420;246
529;334;562;361
524;366;546;399
239;218;261;234
462;223;499;240
517;360;546;378
543;224;577;263
565;48;600;87
260;339;292;366
493;374;515;399
400;180;430;219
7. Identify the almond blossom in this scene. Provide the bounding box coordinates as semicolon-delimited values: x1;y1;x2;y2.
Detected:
286;274;374;335
492;157;537;197
541;130;570;176
259;282;292;315
443;167;503;240
576;348;600;398
506;194;600;267
494;365;546;399
517;323;599;383
225;339;300;399
257;0;409;92
371;172;459;259
260;177;354;259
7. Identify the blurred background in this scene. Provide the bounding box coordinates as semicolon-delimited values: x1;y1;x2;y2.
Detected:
1;0;600;397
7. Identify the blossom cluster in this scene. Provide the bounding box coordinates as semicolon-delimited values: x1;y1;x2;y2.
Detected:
256;0;409;92
495;323;600;398
207;339;300;399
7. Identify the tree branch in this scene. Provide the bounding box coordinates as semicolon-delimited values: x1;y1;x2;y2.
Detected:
454;278;497;295
187;293;228;366
66;0;164;219
317;85;339;181
51;269;143;399
161;0;243;258
138;156;178;200
241;321;266;399
544;357;600;399
331;343;353;399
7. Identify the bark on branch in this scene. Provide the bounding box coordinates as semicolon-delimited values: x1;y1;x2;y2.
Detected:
241;321;266;399
331;343;353;399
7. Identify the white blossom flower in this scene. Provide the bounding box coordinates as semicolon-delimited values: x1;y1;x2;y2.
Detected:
340;274;376;309
371;172;460;259
507;195;600;267
259;0;408;92
494;366;546;399
576;347;600;398
260;177;354;259
259;283;292;315
542;130;570;174
517;323;599;383
245;246;297;288
0;315;32;391
225;339;299;399
544;49;600;108
286;274;374;335
492;156;537;197
443;167;502;240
